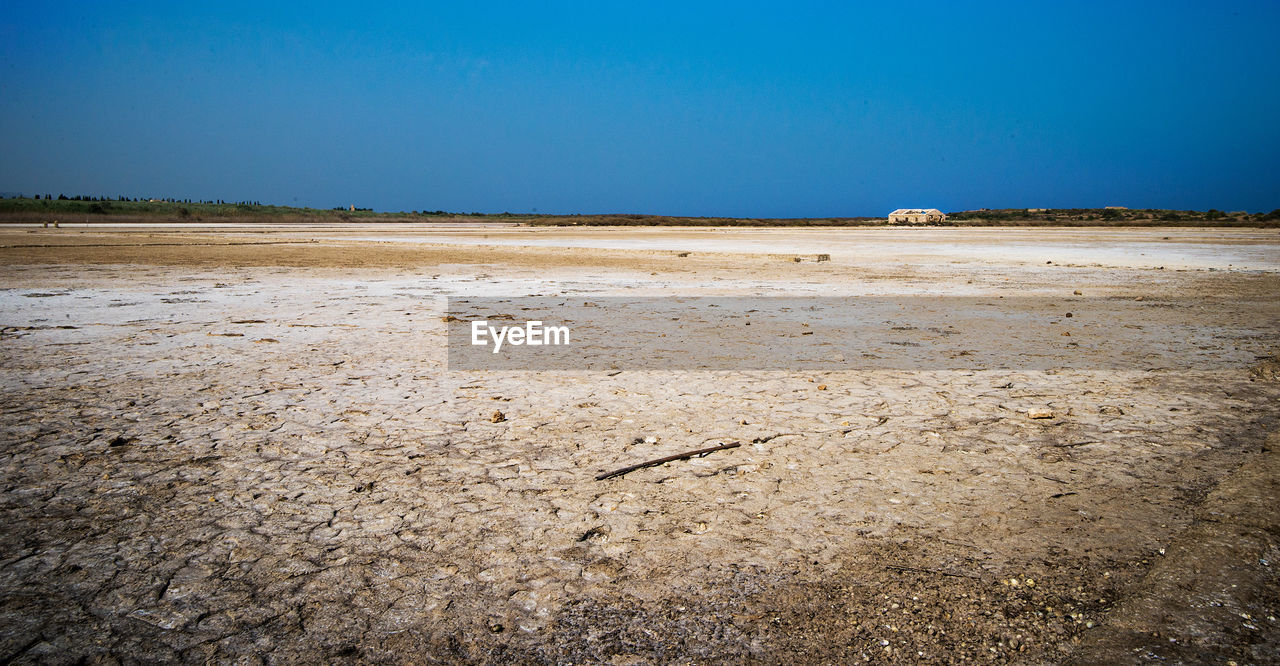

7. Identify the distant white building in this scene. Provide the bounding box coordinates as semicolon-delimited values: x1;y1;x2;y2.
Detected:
888;208;946;224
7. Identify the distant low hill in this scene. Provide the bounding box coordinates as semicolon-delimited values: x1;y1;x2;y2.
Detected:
0;197;1275;227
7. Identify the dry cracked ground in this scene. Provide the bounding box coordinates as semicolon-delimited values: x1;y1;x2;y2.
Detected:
0;226;1278;663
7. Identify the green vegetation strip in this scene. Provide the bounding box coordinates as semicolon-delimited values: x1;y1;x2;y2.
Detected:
1;197;1275;227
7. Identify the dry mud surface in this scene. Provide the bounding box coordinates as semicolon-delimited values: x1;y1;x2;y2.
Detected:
1;226;1278;663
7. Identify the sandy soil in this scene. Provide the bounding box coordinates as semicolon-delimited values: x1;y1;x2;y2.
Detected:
0;226;1277;663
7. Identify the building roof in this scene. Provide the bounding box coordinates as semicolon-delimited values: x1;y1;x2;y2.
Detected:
890;208;943;215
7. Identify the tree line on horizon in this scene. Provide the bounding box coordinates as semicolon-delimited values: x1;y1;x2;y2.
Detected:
15;194;263;206
0;195;1277;225
948;207;1280;223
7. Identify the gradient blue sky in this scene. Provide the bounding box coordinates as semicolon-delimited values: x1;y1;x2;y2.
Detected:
2;1;1277;216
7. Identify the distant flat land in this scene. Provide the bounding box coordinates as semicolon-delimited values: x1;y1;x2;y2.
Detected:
1;197;1276;226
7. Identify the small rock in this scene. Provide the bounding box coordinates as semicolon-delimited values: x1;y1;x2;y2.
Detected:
580;526;610;544
1249;356;1280;381
490;410;506;423
1027;408;1054;419
1073;290;1082;295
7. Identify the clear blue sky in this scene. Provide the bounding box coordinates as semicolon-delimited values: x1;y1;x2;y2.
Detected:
2;1;1277;216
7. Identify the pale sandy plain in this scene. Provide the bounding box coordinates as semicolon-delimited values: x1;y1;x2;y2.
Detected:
0;225;1278;663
